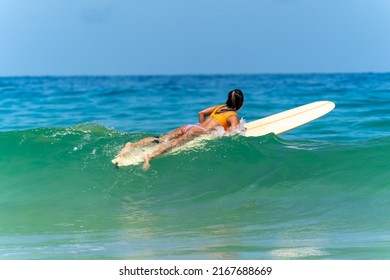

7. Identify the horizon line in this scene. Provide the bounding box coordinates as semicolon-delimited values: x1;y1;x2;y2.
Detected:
0;71;389;78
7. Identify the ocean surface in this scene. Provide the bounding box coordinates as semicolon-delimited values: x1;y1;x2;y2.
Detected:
0;74;389;260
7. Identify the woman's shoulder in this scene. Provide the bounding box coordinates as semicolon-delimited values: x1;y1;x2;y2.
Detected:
203;104;222;114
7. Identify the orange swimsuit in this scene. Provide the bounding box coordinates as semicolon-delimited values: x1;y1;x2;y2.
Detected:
210;105;237;130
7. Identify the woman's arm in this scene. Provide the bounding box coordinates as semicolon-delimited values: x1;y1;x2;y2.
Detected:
226;115;240;132
198;105;218;123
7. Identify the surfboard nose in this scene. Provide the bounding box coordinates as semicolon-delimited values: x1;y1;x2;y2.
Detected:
243;101;335;137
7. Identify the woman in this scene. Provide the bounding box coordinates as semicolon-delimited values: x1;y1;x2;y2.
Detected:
120;89;244;170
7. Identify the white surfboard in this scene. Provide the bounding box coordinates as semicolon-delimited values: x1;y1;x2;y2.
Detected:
243;100;335;137
112;101;335;167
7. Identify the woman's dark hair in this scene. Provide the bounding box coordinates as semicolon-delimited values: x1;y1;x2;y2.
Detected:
226;89;244;110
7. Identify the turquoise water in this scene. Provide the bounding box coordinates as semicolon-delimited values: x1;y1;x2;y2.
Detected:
0;74;389;259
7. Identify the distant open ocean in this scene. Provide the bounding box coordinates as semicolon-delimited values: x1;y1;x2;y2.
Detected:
0;73;389;259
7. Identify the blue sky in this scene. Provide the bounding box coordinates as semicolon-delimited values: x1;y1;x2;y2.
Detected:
0;0;389;75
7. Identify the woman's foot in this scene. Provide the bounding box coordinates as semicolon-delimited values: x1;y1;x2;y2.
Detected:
142;156;151;171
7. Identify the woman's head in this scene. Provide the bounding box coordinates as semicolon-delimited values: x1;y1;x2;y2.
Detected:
226;89;244;110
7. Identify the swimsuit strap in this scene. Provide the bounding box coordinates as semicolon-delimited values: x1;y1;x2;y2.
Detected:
210;105;225;116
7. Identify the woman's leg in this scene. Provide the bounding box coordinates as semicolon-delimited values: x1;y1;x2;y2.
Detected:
158;125;187;142
124;126;187;148
125;137;158;148
119;126;188;156
142;127;203;171
119;136;158;156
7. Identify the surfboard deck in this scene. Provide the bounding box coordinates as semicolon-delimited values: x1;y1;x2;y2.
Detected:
243;100;335;137
112;101;335;167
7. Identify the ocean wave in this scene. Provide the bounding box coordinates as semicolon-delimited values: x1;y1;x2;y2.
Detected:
1;123;389;196
1;123;390;259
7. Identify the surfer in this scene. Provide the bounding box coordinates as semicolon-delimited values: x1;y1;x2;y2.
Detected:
120;89;244;171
